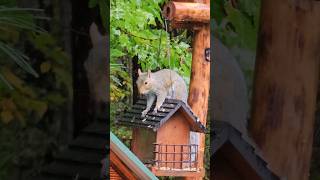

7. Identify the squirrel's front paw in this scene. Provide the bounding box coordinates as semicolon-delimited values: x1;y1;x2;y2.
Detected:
153;106;161;114
141;109;148;117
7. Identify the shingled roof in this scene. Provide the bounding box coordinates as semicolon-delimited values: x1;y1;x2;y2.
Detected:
211;121;279;180
27;121;108;180
116;98;206;133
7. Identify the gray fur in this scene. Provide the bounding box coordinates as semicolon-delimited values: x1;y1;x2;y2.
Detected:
212;38;249;135
136;69;188;117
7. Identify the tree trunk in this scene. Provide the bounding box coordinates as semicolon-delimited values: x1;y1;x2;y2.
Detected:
249;1;320;179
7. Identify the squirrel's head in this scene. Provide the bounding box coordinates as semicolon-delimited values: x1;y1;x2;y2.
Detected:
136;69;155;95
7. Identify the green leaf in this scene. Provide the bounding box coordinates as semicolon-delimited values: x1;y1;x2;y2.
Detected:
111;48;125;58
0;41;38;77
224;2;257;50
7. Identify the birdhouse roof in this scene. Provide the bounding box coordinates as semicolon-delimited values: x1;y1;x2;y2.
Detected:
27;121;108;179
116;98;206;133
212;121;279;180
110;132;158;180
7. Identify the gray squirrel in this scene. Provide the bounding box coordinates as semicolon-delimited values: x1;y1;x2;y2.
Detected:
84;23;109;178
212;37;249;135
136;68;188;117
84;23;108;119
136;68;199;163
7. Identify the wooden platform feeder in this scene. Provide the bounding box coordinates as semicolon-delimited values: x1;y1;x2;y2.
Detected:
211;121;279;180
117;98;206;177
162;0;210;179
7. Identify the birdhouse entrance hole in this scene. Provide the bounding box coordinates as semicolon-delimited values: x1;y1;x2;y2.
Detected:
153;143;198;171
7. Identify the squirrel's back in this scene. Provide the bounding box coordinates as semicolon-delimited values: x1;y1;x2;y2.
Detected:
154;69;188;102
137;69;188;102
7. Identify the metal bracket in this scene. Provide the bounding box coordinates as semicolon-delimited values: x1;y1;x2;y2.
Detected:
205;48;211;62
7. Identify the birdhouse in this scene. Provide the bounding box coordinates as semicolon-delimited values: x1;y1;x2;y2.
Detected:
211;121;279;180
117;98;206;177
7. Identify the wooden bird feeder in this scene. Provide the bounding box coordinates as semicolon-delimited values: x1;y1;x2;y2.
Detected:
162;0;211;179
211;121;279;180
117;98;206;177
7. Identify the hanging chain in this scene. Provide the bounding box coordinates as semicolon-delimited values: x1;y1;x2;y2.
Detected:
163;18;174;97
156;28;162;61
164;19;171;69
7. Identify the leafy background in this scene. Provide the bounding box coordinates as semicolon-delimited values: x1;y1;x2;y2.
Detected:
0;0;71;178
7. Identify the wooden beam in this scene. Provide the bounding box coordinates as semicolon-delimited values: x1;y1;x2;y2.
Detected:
249;1;320;179
162;2;210;29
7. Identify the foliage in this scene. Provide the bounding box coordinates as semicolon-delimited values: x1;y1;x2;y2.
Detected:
0;0;71;179
110;0;192;102
212;0;261;101
212;0;260;50
0;3;48;87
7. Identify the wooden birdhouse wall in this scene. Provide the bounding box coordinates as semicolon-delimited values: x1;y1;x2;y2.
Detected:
156;112;192;169
212;153;244;180
156;112;190;145
131;128;156;163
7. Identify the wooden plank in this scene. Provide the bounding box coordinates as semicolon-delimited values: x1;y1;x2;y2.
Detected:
131;129;156;163
249;1;320;180
110;166;122;180
111;132;158;179
110;150;138;180
152;168;204;177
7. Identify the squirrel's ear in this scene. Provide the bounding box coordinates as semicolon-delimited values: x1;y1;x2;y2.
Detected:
147;69;151;78
138;69;142;76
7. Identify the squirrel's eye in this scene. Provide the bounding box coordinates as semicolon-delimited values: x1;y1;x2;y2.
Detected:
144;82;148;85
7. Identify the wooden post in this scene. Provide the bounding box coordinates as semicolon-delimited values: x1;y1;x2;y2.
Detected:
163;0;210;179
187;25;210;179
249;1;320;179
